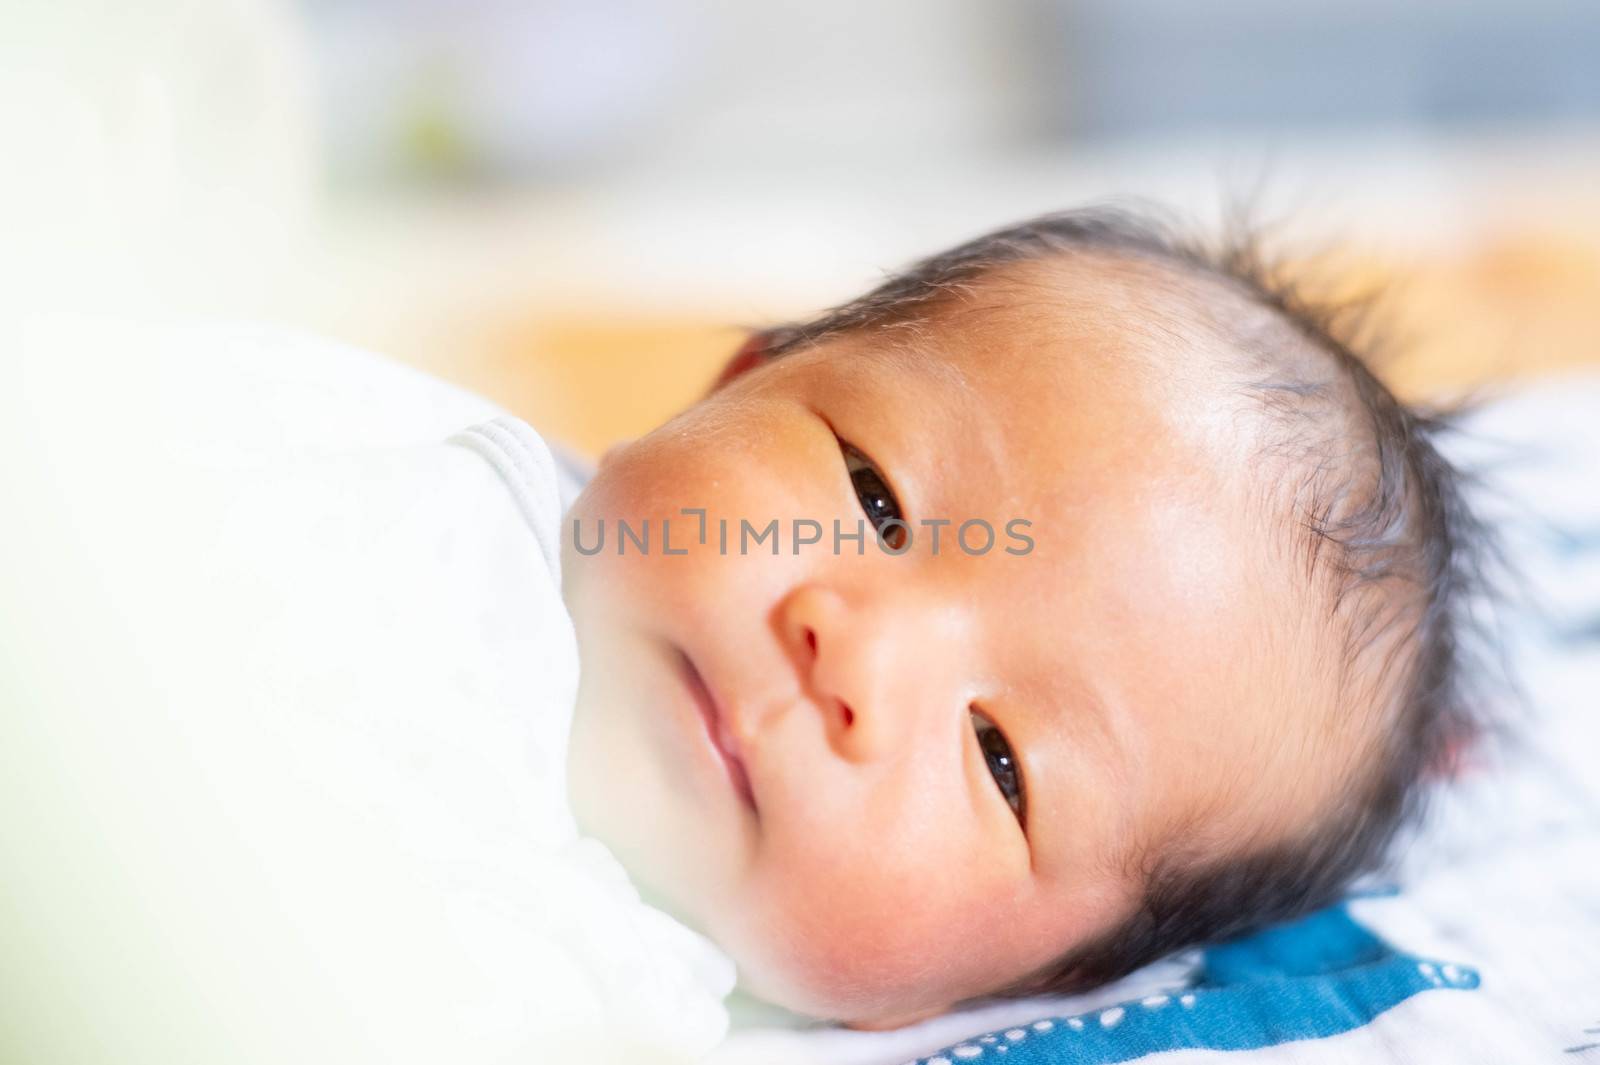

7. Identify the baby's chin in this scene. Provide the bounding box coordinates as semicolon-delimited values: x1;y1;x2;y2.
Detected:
569;735;956;1022
564;638;753;922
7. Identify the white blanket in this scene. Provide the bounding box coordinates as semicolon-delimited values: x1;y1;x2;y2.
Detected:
0;318;733;1065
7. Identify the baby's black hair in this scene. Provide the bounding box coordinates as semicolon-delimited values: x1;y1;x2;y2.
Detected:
754;206;1497;998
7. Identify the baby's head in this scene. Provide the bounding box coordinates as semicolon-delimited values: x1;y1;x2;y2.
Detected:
562;208;1483;1026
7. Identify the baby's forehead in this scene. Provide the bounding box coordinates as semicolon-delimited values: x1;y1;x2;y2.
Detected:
850;259;1267;466
885;252;1264;399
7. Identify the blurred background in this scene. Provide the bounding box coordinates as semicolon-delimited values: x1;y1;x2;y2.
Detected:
7;0;1600;455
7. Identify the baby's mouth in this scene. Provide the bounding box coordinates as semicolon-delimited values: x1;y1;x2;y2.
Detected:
676;648;757;813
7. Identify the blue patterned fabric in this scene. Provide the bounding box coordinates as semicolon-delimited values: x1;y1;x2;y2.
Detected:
906;902;1479;1065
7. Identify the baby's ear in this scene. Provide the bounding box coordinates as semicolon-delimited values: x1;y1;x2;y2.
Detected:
597;439;634;471
709;330;778;393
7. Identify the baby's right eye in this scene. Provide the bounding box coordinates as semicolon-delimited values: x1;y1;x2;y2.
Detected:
972;710;1026;827
839;441;907;549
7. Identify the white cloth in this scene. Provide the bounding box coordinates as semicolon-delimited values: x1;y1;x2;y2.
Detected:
0;318;733;1065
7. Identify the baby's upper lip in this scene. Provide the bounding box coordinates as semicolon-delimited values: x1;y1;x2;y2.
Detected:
678;648;757;811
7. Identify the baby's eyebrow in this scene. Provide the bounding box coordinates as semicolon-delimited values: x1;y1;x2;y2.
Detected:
867;343;1009;485
821;343;978;463
872;334;971;393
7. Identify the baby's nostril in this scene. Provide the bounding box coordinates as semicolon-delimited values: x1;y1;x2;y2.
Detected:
840;702;855;727
804;628;817;655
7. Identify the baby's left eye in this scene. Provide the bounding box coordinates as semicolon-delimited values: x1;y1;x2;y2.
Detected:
972;710;1025;826
840;441;907;549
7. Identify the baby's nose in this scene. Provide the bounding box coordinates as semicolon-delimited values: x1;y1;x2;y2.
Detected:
774;582;963;764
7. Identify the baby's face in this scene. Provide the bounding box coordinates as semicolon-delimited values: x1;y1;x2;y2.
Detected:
563;263;1344;1024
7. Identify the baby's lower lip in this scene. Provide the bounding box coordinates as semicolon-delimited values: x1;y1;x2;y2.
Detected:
676;649;757;812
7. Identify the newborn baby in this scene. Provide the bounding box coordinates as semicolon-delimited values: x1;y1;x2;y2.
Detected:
563;208;1481;1027
4;207;1481;1062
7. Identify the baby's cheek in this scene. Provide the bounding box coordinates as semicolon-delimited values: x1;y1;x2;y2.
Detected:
732;887;949;1017
724;840;1019;1020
